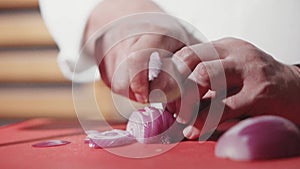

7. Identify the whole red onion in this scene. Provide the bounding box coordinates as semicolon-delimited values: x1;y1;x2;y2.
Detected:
215;115;300;161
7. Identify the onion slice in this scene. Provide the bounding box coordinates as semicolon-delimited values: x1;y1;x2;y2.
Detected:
86;129;135;148
215;115;300;161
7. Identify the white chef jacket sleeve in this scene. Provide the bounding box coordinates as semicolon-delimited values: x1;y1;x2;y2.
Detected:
38;0;196;83
40;0;299;82
39;0;102;82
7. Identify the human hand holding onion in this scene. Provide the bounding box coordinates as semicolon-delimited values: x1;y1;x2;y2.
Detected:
81;0;200;157
82;1;300;160
84;0;199;103
93;16;196;104
155;37;300;160
170;37;300;140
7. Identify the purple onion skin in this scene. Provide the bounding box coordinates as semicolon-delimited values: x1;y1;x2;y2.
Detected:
126;107;184;144
215;115;300;161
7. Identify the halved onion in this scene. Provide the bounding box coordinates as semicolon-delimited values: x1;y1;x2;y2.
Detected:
126;106;183;143
215;115;300;161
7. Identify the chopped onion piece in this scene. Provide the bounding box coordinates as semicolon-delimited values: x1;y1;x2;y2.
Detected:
87;129;135;148
215;115;300;161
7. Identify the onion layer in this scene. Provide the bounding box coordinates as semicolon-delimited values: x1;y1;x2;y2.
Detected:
215;115;300;161
126;106;183;143
86;129;135;148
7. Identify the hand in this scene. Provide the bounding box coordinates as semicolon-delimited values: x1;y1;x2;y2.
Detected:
97;18;195;103
171;37;300;139
85;0;198;103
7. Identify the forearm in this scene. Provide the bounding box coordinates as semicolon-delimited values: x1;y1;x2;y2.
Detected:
84;0;164;42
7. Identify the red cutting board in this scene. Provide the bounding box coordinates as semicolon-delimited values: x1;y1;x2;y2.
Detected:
0;118;299;169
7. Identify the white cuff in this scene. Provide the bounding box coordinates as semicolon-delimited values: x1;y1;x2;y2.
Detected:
39;0;102;82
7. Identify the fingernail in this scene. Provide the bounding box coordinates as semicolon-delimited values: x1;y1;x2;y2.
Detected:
183;125;200;140
172;57;187;75
176;116;188;124
135;94;148;103
183;125;193;139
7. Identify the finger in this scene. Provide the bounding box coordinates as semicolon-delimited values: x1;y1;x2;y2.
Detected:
126;50;150;103
188;59;243;92
182;98;232;140
175;79;204;124
147;38;185;102
184;86;255;140
176;58;244;130
172;42;221;78
110;55;131;96
101;43;137;100
223;79;256;115
183;125;201;140
172;46;200;78
128;35;186;103
166;100;177;114
149;57;183;102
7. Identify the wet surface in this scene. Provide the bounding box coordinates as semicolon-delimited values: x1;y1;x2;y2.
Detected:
32;140;71;148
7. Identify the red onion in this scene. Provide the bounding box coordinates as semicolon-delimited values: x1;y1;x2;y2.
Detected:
215;115;300;161
126;106;183;144
86;129;135;148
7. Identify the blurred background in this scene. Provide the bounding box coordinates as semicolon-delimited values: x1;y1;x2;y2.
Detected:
0;0;127;124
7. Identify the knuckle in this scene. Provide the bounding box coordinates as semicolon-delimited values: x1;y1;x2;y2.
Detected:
217;37;253;49
225;97;240;111
192;63;210;85
174;46;195;65
254;63;273;81
178;46;194;58
197;63;209;78
259;81;277;96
